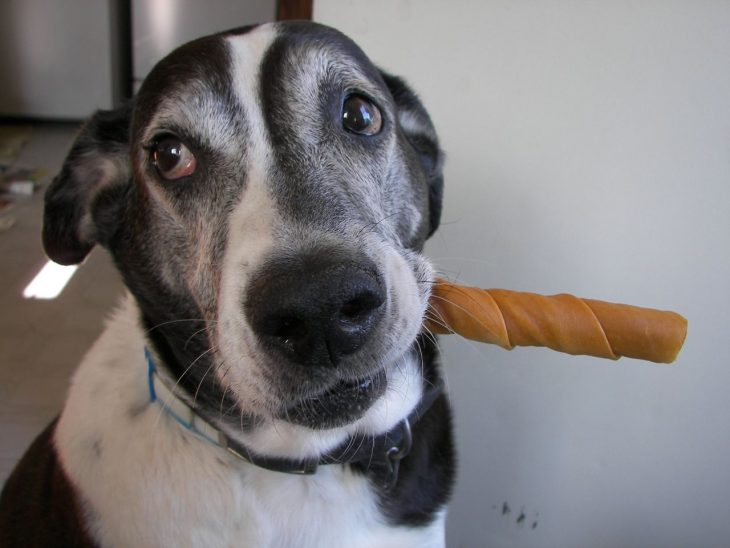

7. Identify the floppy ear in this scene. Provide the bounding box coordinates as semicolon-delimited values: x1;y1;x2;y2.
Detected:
380;71;445;238
43;103;133;265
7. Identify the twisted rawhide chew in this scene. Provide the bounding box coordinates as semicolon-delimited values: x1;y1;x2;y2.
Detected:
425;279;687;364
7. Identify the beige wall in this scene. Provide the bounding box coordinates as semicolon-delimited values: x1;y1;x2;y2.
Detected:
315;2;730;546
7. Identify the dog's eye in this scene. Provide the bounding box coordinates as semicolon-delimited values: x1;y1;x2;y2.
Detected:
150;137;197;180
342;95;382;136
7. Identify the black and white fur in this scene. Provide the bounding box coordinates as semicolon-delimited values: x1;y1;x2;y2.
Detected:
0;22;454;547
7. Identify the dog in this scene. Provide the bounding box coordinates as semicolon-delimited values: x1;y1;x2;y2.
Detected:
0;21;455;547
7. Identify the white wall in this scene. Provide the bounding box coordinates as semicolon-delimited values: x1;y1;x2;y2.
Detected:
315;2;730;546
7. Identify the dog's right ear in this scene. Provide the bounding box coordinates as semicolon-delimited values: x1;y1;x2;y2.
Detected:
43;104;132;265
380;71;445;239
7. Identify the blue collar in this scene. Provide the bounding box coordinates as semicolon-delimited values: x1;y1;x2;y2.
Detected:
145;347;441;487
146;347;222;447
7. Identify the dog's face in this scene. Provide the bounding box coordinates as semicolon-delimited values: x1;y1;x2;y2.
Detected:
44;22;443;448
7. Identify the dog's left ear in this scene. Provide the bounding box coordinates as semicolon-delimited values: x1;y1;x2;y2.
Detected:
43;104;133;265
381;71;444;238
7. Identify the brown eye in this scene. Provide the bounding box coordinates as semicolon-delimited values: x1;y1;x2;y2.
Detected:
342;95;382;135
150;137;196;180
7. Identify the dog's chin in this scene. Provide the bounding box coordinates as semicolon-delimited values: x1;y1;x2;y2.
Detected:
279;369;388;430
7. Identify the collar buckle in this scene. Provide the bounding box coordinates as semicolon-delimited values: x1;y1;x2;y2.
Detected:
383;418;413;489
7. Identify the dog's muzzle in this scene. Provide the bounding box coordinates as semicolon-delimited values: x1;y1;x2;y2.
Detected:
244;249;392;428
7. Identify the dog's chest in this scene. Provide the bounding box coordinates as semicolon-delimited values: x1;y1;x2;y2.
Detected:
93;452;391;547
63;412;435;548
54;300;443;547
77;436;402;546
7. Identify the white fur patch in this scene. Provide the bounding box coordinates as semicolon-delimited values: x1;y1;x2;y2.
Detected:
215;26;282;415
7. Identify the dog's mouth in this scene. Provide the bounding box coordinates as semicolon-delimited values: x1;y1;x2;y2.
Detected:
281;369;388;429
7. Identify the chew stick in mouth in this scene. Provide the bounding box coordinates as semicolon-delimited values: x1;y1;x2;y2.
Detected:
424;279;687;364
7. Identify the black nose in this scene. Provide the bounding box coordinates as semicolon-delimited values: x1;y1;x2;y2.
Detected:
246;254;385;368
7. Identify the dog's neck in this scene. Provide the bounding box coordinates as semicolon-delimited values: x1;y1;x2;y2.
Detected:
145;347;443;488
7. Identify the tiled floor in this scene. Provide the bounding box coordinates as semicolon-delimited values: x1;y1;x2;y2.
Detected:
0;123;124;485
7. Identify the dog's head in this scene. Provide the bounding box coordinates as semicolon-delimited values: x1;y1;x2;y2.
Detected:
44;22;444;455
